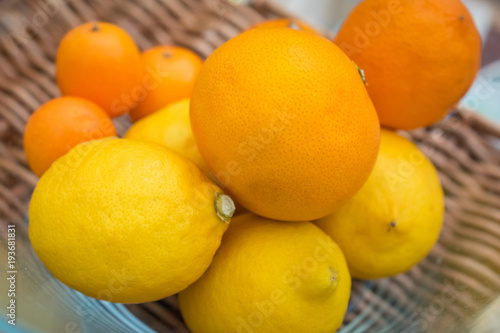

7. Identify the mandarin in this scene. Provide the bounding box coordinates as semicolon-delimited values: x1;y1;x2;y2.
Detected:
23;96;116;177
56;22;142;117
129;46;202;121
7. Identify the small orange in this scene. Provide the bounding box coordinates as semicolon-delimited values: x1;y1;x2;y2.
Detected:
248;18;321;35
56;22;142;117
129;46;203;122
23;96;116;177
335;0;481;130
190;28;380;221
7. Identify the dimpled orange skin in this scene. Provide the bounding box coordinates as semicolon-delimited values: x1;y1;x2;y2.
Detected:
190;28;380;221
129;46;203;122
23;96;116;177
248;18;322;35
335;0;481;130
56;22;142;117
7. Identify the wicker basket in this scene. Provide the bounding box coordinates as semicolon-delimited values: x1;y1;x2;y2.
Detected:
1;1;500;332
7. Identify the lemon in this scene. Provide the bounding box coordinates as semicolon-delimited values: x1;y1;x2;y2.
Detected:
316;129;444;279
179;213;351;333
124;99;247;215
124;99;210;175
29;137;235;303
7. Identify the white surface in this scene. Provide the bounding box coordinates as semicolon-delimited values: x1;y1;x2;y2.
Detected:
273;0;361;33
274;0;494;40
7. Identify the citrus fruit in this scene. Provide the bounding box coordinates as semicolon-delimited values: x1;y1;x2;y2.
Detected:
56;22;142;117
124;99;210;175
23;96;116;177
125;99;205;170
315;129;444;279
129;46;202;121
124;99;252;215
190;27;380;221
334;0;481;130
179;213;351;333
248;18;321;35
29;138;235;303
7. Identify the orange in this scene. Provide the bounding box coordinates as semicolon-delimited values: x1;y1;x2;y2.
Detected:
56;22;142;117
129;46;203;122
23;96;116;177
335;0;481;130
248;18;321;35
190;28;380;221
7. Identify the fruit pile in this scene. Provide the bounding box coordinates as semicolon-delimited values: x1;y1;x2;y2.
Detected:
25;0;481;332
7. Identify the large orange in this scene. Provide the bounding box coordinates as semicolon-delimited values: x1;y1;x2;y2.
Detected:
129;46;202;122
23;97;116;177
335;0;481;130
56;22;142;117
190;28;380;221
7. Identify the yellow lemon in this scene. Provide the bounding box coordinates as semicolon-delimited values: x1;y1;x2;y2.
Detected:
179;213;351;333
316;129;444;279
124;99;249;215
124;99;210;175
29;137;235;303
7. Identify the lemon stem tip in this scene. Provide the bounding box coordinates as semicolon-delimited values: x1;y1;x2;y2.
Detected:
215;192;235;223
387;220;397;232
329;267;339;288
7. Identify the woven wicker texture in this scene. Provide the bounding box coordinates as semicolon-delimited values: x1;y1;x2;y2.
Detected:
1;1;499;332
